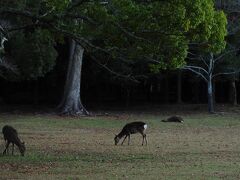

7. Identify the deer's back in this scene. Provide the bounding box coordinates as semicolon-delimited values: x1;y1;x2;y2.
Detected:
2;125;19;143
123;121;147;134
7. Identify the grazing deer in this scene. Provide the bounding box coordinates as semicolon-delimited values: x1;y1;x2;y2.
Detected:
2;125;25;156
161;116;184;123
114;121;147;146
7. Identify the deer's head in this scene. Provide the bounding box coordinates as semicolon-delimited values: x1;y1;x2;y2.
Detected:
114;135;120;145
19;141;26;156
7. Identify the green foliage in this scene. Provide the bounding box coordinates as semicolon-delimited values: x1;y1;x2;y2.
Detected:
10;29;57;79
91;0;227;72
0;0;227;79
44;0;71;12
0;0;59;80
214;46;240;80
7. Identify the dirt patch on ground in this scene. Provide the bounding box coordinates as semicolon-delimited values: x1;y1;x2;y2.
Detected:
0;162;56;174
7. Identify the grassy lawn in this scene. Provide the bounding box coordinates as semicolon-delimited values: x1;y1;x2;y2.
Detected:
0;112;240;179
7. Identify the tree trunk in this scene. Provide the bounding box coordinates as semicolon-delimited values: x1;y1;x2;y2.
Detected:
58;40;89;115
207;79;214;113
125;88;131;107
212;81;216;106
194;81;200;103
177;70;182;104
165;74;169;103
229;79;237;105
34;80;39;106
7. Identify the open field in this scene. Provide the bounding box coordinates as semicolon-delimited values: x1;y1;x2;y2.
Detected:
0;110;240;179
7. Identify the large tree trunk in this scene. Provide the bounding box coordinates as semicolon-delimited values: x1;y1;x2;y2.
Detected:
58;40;89;115
177;70;182;104
207;79;214;113
229;79;237;105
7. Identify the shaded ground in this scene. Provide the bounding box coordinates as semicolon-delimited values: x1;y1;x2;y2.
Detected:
0;106;240;179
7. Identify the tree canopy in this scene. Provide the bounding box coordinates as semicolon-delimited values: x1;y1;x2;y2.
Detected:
0;0;227;80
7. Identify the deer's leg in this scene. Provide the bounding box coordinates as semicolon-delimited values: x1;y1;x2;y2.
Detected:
4;140;8;154
7;145;9;154
127;135;130;145
140;131;147;146
3;141;10;155
4;140;9;154
121;135;128;145
12;143;14;155
140;132;145;146
144;134;147;146
141;134;145;146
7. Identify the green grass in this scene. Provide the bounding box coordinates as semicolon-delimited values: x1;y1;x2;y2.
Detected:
1;113;240;179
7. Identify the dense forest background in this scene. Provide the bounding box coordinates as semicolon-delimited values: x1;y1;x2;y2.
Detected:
0;45;236;107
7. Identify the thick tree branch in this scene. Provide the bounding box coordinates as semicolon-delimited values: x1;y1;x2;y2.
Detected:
65;14;98;25
6;23;37;32
0;8;37;20
114;23;151;43
214;49;238;64
187;53;210;69
0;24;8;37
90;55;140;83
183;65;208;75
213;71;240;78
199;56;210;69
66;0;88;12
0;57;19;75
182;66;208;82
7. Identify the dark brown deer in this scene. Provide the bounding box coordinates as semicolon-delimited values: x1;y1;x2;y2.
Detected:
114;121;147;146
161;116;184;123
2;125;25;156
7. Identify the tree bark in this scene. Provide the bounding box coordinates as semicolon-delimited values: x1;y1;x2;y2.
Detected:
58;40;89;115
34;80;39;106
194;81;200;103
177;70;182;104
125;88;131;107
212;81;216;106
229;79;237;105
207;79;214;113
165;73;169;103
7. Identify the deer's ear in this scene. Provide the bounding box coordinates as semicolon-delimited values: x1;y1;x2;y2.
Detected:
22;141;25;145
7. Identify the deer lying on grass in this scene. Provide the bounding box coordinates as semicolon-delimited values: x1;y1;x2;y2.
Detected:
161;116;184;123
2;125;25;156
114;121;147;146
